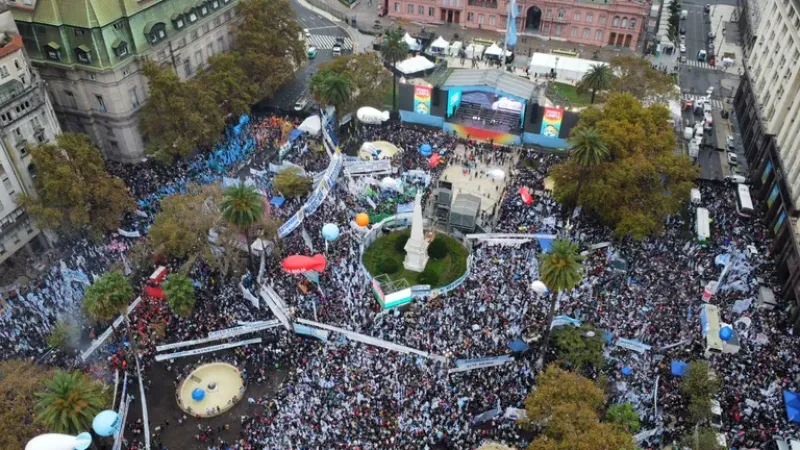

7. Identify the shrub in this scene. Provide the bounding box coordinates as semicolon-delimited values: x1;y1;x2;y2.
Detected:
394;232;410;253
377;256;399;274
418;265;441;285
427;236;448;259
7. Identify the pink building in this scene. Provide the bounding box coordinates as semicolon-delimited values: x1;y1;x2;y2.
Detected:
385;0;647;50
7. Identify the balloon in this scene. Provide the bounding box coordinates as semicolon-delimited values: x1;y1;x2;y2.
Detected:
487;168;505;180
621;367;632;376
380;177;400;191
92;410;120;437
428;153;441;168
74;432;93;450
356;213;370;227
192;388;206;401
281;254;328;274
419;144;432;156
719;326;733;341
531;280;548;294
322;223;340;241
26;433;92;450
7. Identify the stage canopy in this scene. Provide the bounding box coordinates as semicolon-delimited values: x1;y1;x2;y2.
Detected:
528;52;609;82
443;69;540;102
396;55;435;75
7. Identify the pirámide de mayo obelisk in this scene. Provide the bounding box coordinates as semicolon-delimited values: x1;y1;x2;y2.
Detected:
403;191;429;272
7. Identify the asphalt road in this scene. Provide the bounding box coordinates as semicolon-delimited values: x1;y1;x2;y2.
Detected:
253;0;350;114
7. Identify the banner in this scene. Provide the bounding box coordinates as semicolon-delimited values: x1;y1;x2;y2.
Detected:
117;228;141;238
62;268;91;285
615;337;652;353
294;323;330;342
471;407;501;425
414;86;432;115
269;161;305;174
278;141;293;159
397;202;415;214
451;355;514;373
344;159;392;175
550;315;581;329
155;337;262;361
540;107;564;138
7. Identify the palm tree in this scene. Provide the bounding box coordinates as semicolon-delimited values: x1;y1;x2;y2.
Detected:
35;370;108;435
163;273;197;318
536;239;584;369
579;64;614;104
82;271;134;323
567;127;609;217
220;184;265;276
380;29;409;111
309;71;353;120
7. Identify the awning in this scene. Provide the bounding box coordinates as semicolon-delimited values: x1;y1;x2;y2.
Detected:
270;196;286;207
76;44;91;53
144;22;159;34
171;12;183;21
45;41;60;50
111;39;125;49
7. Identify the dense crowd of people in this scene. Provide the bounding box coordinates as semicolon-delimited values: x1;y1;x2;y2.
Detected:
2;115;800;450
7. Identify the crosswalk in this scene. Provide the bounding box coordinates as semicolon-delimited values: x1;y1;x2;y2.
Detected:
682;59;716;70
682;94;724;109
307;35;353;50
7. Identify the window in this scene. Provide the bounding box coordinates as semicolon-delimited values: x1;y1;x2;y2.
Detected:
214;17;221;27
599;15;606;25
4;178;13;192
14;60;20;70
75;45;92;64
130;87;140;108
586;13;593;23
75;28;85;36
189;10;198;22
191;31;198;41
111;141;120;154
478;14;484;24
595;29;603;41
621;17;628;28
467;12;474;21
173;15;186;29
418;5;424;14
0;66;8;78
408;4;413;13
570;27;577;37
195;50;203;68
612;16;620;27
0;201;3;214
489;15;496;25
13;127;20;137
113;40;129;58
542;24;550;34
394;2;399;12
200;5;209;16
212;0;220;8
147;23;167;45
113;21;125;30
202;24;209;34
583;28;590;38
429;7;434;16
95;94;106;112
44;42;61;61
224;11;232;21
217;35;225;52
557;8;565;18
207;43;214;57
65;91;77;108
546;8;552;19
573;11;580;21
184;58;192;77
555;24;562;36
629;18;636;29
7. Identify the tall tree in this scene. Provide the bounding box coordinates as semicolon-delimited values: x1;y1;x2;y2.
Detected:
148;184;223;261
681;427;724;450
380;29;409;110
550;94;698;239
233;0;306;100
565;127;608;218
309;70;353;120
138;60;225;163
314;53;391;114
0;360;55;449
17;133;134;237
536;239;584;369
578;64;614;104
274;167;312;198
609;56;677;105
551;325;605;374
82;271;134;323
606;403;641;433
163;273;197;318
35;370;108;435
220;184;265;275
199;53;257;118
46;318;79;351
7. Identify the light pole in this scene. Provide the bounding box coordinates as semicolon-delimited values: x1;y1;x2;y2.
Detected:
530;280;549;370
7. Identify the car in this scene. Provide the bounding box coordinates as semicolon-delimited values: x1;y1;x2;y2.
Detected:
680;35;686;43
332;44;342;56
680;44;687;53
307;46;317;59
303;28;311;38
725;174;746;184
707;86;715;96
704;3;711;12
680;55;687;63
294;97;308;112
727;152;739;165
680;28;686;35
726;135;735;150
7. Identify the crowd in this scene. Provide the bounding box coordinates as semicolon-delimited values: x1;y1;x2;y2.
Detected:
2;116;800;450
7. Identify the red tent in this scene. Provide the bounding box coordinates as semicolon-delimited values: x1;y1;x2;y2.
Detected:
428;153;441;168
519;186;533;205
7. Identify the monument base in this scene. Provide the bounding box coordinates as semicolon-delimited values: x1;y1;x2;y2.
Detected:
403;254;429;273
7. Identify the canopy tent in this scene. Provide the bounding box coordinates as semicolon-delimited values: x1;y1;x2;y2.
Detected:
288;129;303;142
528;52;608;82
429;36;449;54
671;360;688;376
395;55;435;75
448;41;463;57
507;339;529;352
270;196;286;207
359;141;402;160
465;43;485;59
484;43;512;58
784;390;800;423
403;33;422;52
297;115;321;135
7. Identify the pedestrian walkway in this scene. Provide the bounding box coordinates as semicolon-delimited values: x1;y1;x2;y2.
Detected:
308;34;353;50
682;59;716;71
681;93;724;109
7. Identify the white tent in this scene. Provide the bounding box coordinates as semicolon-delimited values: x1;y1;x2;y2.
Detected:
465;43;485;59
395;55;435;75
448;41;463;57
484;43;512;57
528;52;608;82
430;36;449;54
403;33;421;51
297;115;321;135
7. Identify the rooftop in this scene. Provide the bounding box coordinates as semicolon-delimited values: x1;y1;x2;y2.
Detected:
11;0;167;28
0;34;22;59
442;69;542;101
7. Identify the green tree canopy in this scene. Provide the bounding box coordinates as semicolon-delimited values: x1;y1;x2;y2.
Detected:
524;365;605;423
551;325;605;373
148;184;223;260
232;0;305;100
82;271;134;322
17;133;134;237
35;370;108;435
605;403;641;433
138;60;225;163
220;184;265;274
609;56;678;105
199;52;257;118
46;318;79;350
313;53;390;115
274;167;312;198
538;239;584;295
551;94;698;239
310;70;353;119
565;127;608;213
578;63;614;104
680;360;721;423
681;427;724;450
163;273;197;318
0;360;55;449
380;29;409;110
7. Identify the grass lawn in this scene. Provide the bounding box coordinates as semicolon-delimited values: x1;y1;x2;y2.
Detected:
547;81;594;107
363;230;469;288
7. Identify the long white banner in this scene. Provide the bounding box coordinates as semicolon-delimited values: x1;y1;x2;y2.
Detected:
449;355;514;374
156;322;278;352
81;297;142;361
155;338;262;362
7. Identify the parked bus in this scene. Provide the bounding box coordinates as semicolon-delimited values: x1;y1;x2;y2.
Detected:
736;183;755;217
696;207;711;242
700;303;723;357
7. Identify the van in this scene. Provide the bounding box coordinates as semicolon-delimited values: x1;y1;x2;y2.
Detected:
772;436;800;450
710;400;723;428
698;49;708;61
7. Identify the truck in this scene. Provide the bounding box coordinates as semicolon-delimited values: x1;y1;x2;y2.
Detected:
713;109;728;151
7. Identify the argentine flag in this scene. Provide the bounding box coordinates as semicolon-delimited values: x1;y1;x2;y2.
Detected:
506;0;519;47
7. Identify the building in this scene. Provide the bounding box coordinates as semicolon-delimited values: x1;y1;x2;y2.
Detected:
733;0;800;331
9;0;241;161
386;0;647;51
0;6;61;268
737;0;766;57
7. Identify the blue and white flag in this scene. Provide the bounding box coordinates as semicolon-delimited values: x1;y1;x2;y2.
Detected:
506;0;519;47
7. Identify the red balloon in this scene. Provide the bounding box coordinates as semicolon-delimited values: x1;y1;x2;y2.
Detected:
281;254;327;274
518;186;533;205
428;153;441;168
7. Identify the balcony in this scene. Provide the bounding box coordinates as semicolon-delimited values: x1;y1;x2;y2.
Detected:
468;0;498;8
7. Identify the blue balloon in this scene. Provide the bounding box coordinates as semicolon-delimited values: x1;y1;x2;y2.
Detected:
719;326;733;341
322;223;340;242
92;410;121;437
621;367;632;376
192;388;206;401
75;432;93;450
419;144;432;156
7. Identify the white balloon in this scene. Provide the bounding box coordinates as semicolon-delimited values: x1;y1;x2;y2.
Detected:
357;107;390;124
26;434;87;450
487;169;505;180
530;280;548;294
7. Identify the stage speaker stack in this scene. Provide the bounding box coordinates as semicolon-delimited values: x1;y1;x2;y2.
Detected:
528;102;539;124
432;87;441;106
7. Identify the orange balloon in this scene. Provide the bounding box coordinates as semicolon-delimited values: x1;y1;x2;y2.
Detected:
355;213;370;227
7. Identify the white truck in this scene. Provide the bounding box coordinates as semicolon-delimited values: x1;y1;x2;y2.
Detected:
681;9;688;19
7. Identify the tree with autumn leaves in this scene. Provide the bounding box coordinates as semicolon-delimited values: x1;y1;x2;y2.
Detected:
551;94;698;239
523;366;635;450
